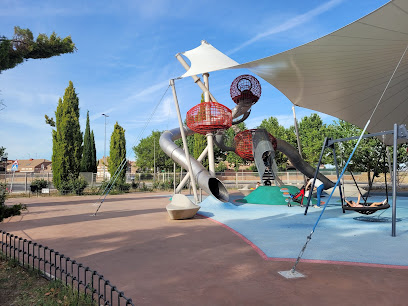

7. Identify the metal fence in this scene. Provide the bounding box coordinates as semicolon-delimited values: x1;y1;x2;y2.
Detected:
0;230;134;306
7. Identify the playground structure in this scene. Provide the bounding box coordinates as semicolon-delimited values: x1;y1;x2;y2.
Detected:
85;1;408;286
160;52;336;219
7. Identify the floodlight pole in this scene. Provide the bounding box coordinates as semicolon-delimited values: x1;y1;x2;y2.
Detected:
169;78;198;203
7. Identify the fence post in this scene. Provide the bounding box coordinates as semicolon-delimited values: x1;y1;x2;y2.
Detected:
25;173;28;193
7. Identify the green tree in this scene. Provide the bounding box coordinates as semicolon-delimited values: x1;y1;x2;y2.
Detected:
222;122;247;171
49;81;83;190
226;152;244;171
258;116;297;170
298;113;329;166
223;122;247;149
80;111;93;172
109;122;126;182
0;27;76;73
327;120;408;190
134;131;174;172
91;130;97;173
193;94;208;166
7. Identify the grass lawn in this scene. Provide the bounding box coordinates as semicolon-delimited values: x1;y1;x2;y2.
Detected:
0;255;94;305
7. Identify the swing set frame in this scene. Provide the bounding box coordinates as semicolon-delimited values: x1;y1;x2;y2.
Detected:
304;123;408;237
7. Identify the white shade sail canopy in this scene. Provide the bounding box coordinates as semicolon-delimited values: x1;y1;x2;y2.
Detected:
179;0;408;145
181;40;239;78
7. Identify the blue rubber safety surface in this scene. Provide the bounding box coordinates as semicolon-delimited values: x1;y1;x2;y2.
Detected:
197;194;408;267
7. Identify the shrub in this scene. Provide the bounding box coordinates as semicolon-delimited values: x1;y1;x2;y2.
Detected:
115;181;130;192
215;162;227;172
0;183;26;222
249;164;258;172
153;179;174;191
140;182;152;192
30;179;48;193
58;176;88;195
131;179;139;189
99;180;130;193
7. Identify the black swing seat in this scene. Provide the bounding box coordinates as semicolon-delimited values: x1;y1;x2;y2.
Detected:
343;202;390;215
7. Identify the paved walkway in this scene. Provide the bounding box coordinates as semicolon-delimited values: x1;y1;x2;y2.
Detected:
2;192;408;305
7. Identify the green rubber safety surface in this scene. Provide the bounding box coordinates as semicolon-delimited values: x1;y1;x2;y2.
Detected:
236;185;316;205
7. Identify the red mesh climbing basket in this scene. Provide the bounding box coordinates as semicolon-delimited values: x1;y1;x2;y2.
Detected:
234;129;277;161
230;74;261;105
186;102;232;135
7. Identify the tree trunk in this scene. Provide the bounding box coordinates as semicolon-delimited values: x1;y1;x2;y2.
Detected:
367;170;373;191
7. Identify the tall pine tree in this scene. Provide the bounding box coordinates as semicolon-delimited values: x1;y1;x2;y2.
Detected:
91;130;97;173
109;122;126;182
51;81;83;189
80;111;93;172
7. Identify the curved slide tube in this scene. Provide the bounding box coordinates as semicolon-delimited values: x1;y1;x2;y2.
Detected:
276;139;334;189
214;131;335;189
160;126;229;202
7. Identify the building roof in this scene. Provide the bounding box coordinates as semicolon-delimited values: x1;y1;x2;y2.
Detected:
7;159;51;172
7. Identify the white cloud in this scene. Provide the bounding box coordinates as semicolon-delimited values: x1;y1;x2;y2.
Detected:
125;80;168;103
228;0;344;55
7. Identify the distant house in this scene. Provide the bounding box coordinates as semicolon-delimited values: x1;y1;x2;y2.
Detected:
96;157;133;179
97;157;110;179
6;159;52;173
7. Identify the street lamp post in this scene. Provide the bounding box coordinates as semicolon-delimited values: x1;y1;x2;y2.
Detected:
102;113;109;180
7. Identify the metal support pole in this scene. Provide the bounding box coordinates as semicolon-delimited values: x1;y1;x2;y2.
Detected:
304;137;328;215
203;72;215;176
25;173;27;193
392;123;398;237
170;79;198;203
331;144;345;212
173;163;176;194
386;146;393;179
176;147;208;193
292;106;307;186
175;53;217;102
207;134;215;176
153;137;156;182
203;73;210;102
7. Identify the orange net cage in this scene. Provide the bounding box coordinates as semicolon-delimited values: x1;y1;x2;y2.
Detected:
230;74;261;105
186;102;232;135
234;129;277;161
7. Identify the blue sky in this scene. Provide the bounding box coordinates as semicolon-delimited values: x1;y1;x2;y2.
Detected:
0;0;389;161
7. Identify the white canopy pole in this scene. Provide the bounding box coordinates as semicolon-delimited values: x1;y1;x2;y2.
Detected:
203;73;216;176
169;79;198;203
176;147;209;193
176;53;217;102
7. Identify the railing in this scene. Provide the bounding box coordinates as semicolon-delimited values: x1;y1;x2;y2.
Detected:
0;230;134;306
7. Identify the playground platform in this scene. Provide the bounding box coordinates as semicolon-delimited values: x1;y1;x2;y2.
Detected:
2;191;408;305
